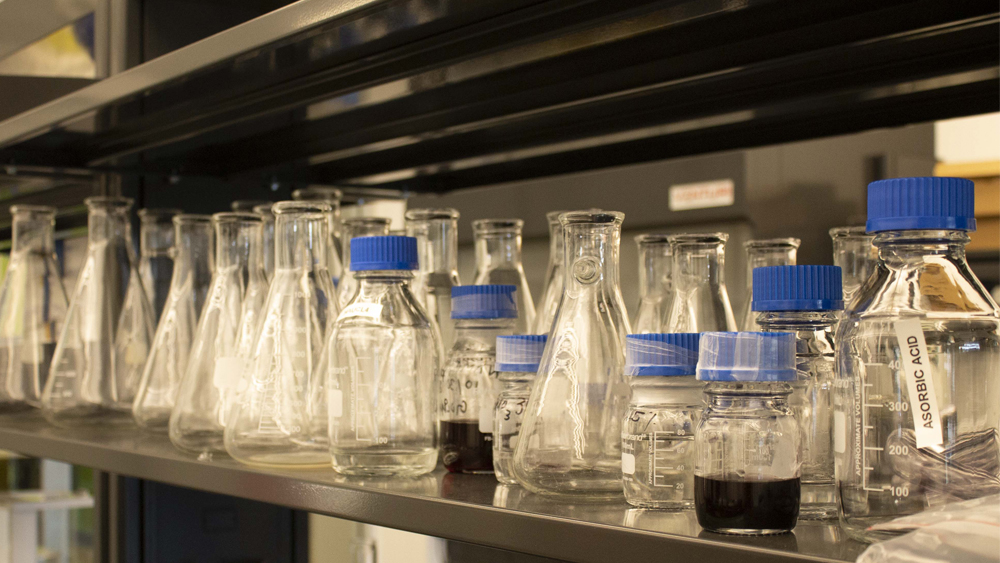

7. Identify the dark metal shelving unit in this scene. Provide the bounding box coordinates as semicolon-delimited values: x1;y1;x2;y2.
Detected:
0;414;867;563
0;0;996;193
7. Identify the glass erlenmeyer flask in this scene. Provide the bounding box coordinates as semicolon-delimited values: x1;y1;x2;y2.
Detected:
170;213;266;456
533;211;567;335
225;201;336;467
405;208;461;349
829;226;878;309
133;215;214;431
663;233;736;333
293;187;344;286
0;206;69;412
137;208;181;322
337;218;390;309
42;196;147;426
252;204;275;283
473;219;536;334
231;200;271;212
738;238;800;331
512;210;631;499
632;234;673;334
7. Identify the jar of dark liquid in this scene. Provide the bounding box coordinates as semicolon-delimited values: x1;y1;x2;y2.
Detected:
694;332;801;535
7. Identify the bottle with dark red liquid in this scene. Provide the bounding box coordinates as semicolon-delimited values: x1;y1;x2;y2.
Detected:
693;331;801;535
440;285;518;473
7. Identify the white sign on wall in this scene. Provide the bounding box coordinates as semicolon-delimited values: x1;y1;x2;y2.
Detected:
668;179;735;211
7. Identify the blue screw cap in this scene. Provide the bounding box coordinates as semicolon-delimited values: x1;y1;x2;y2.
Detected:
867;177;976;233
625;333;701;376
696;332;796;382
496;335;547;373
752;265;844;312
451;285;518;319
350;236;419;271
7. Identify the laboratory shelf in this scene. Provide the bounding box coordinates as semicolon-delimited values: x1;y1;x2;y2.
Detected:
0;0;996;193
0;413;865;563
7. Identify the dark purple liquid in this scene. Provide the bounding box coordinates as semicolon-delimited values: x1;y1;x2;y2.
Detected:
440;420;493;474
695;476;800;534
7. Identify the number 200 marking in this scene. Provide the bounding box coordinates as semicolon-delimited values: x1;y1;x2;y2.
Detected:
888;445;909;456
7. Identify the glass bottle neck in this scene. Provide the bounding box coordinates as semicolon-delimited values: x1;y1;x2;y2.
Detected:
476;230;523;270
355;270;414;283
453;318;516;346
11;212;55;254
564;222;622;295
756;310;839;331
276;213;330;270
874;230;970;262
706;382;791;409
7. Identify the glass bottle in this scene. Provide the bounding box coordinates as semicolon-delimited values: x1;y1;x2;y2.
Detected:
225;201;337;467
738;238;800;331
829;226;878;309
252;204;275;283
231;200;271;212
133;215;214;431
512;211;630;499
293;187;344;286
440;285;517;474
534;211;567;335
169;213;266;456
663;233;736;333
405;208;461;349
337;218;390;309
325;236;440;476
836;177;1000;542
42;197;148;425
493;334;546;484
0;206;69;412
621;333;703;509
694;331;800;535
632;234;673;334
473;219;536;334
137;208;181;322
754;265;843;520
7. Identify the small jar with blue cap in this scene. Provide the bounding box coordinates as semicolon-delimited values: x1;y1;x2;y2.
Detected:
621;333;704;509
694;331;800;535
753;265;842;520
325;235;441;477
440;285;518;474
837;177;1000;543
493;334;546;484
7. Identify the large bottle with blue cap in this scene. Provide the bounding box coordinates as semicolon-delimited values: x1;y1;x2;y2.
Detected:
836;177;1000;542
323;235;441;477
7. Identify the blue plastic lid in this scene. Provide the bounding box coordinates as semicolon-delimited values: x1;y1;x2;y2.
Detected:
350;236;419;271
696;332;796;382
625;333;700;376
752;265;844;312
451;285;518;319
496;335;547;373
867;177;976;233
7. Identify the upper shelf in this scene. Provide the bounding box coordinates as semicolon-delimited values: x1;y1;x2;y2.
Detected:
0;0;997;193
0;413;867;563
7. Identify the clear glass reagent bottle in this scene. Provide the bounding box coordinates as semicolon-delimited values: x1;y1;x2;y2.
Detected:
621;333;703;509
694;331;801;535
473;219;536;334
440;284;517;474
753;265;843;520
633;234;673;334
664;233;737;333
738;238;799;331
493;334;546;484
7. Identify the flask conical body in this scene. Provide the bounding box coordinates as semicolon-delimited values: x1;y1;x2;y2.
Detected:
0;206;69;411
512;211;630;498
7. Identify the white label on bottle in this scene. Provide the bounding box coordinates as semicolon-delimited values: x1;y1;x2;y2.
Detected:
340;303;383;319
328;389;343;419
622;453;636;475
894;319;943;449
833;411;846;454
213;357;245;390
668;179;735;211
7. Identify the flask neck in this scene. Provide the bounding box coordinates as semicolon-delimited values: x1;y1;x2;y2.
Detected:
172;219;215;279
140;221;174;258
673;240;726;291
87;207;133;247
475;229;524;272
637;240;671;299
744;243;798;289
215;219;262;271
409;218;460;277
11;210;55;254
341;220;390;269
276;213;330;271
547;219;565;267
563;221;622;295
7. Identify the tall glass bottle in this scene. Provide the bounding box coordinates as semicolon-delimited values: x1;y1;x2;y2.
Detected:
225;201;336;467
133;215;214;431
533;211;567;335
252;204;275;283
836;177;1000;542
512;211;631;499
0;206;69;412
633;234;673;334
663;233;736;333
829;226;878;309
169;213;266;456
405;208;461;349
137;208;181;322
293;187;344;286
42;197;148;425
738;238;800;331
473;219;535;334
337;218;390;309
